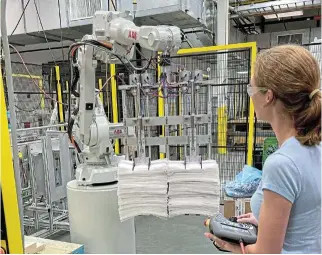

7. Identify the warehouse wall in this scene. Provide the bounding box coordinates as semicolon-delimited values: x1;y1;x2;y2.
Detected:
263;20;318;33
247;27;321;49
230;26;247;44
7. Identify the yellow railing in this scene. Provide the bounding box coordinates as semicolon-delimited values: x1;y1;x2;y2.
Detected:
55;66;65;131
157;56;166;159
1;64;24;253
110;64;120;154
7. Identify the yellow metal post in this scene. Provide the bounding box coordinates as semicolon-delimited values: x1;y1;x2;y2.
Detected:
0;66;24;254
157;55;165;159
55;66;65;131
246;44;257;166
218;106;227;154
177;42;257;55
66;80;69;93
98;78;104;104
39;79;45;109
110;64;120;154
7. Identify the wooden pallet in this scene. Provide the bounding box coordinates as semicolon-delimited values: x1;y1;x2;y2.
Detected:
25;236;84;254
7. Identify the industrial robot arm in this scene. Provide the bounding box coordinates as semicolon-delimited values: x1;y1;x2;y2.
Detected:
92;11;181;64
70;11;181;185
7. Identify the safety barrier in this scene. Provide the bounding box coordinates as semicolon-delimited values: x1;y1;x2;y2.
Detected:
0;62;24;253
113;42;257;200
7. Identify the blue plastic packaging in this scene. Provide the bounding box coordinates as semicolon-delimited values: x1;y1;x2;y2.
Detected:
224;165;262;198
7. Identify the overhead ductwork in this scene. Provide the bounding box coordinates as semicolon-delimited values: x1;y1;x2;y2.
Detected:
232;0;321;17
204;0;216;34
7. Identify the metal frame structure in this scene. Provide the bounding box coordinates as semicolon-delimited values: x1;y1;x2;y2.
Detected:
2;42;257;244
19;126;74;237
1;63;24;253
161;42;257;166
112;42;257;201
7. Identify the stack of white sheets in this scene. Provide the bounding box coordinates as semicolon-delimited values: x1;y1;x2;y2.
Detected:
117;159;168;222
167;160;220;217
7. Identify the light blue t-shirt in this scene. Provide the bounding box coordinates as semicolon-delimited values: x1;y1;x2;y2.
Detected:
251;136;321;254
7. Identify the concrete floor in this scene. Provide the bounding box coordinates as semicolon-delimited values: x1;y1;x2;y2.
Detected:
49;215;222;254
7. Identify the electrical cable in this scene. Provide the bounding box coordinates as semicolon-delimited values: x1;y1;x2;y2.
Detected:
125;54;153;72
9;44;68;105
33;0;57;65
71;67;80;97
105;63;110;120
10;0;31;36
15;99;42;112
69;40;150;73
68;41;115;99
134;45;158;69
57;0;65;61
67;56;73;147
96;75;114;93
2;74;43;112
111;0;117;11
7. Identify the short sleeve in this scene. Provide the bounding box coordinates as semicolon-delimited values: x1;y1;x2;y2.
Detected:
261;153;301;203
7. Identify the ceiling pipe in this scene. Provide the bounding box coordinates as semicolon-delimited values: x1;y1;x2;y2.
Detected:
233;0;321;17
230;0;273;6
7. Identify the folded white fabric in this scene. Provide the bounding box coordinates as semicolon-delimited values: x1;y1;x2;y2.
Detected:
168;182;220;196
168;160;220;217
117;159;221;221
117;159;168;222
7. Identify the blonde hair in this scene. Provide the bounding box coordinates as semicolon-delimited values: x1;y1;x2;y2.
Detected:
254;44;321;146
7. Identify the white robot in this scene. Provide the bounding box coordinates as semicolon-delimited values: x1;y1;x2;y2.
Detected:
66;11;181;254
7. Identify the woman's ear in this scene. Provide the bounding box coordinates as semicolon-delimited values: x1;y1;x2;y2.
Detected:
263;89;275;107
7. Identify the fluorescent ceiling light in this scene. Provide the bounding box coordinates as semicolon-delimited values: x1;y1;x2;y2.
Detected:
237;71;248;74
264;10;303;20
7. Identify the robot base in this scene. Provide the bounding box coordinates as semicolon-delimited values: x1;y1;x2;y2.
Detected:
67;180;136;254
75;164;118;186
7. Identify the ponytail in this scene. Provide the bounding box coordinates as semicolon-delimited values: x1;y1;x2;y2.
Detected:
295;90;321;146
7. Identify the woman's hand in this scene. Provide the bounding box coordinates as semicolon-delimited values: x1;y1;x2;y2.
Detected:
204;233;242;253
237;213;258;226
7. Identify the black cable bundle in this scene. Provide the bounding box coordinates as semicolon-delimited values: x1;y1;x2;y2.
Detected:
71;67;80;97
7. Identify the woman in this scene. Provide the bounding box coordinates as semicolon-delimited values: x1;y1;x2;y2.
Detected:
205;45;321;253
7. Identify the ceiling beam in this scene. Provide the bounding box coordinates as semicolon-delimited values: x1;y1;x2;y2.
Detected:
233;0;321;16
233;15;319;28
230;0;273;7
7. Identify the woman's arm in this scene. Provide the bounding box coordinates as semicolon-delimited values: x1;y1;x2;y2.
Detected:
206;190;292;254
246;189;292;254
205;154;299;253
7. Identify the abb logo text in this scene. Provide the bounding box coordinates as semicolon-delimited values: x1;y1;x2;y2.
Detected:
128;31;138;40
114;129;123;135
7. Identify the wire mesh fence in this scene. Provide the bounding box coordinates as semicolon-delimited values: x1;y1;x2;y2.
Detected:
173;50;250;198
1;62;56;142
12;63;53;129
116;49;252;200
169;49;251;199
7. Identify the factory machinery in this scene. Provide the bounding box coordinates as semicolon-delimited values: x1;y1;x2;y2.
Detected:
14;9;248;254
64;9;227;253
